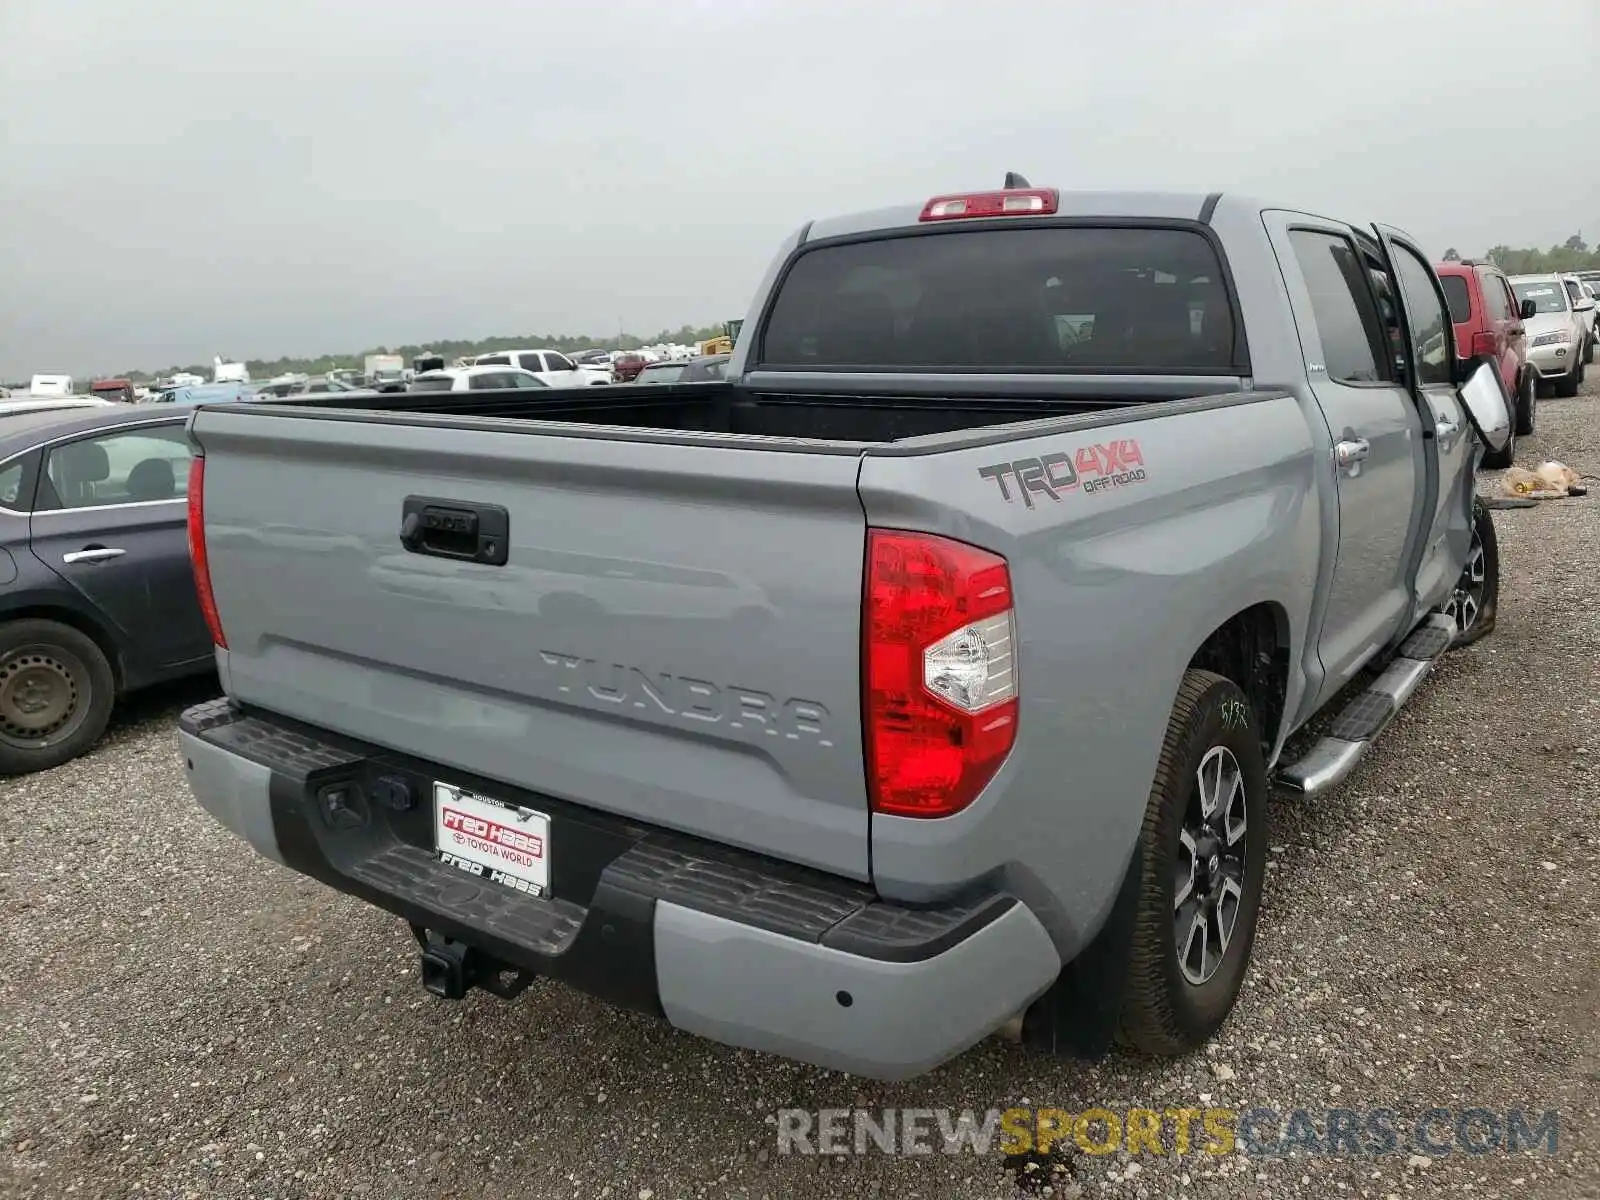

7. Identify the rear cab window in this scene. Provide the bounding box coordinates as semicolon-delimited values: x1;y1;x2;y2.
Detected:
757;226;1242;373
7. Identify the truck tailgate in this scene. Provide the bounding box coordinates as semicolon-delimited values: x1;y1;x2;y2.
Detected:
190;409;872;879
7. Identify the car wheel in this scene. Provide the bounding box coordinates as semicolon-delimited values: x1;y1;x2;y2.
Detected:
1116;669;1268;1055
1515;369;1536;437
1555;357;1582;398
1445;498;1499;648
0;619;116;775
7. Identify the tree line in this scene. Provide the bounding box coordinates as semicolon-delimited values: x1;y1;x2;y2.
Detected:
1443;233;1599;275
110;324;731;384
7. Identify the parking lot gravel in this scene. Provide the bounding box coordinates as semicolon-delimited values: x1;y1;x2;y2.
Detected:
3;375;1598;1200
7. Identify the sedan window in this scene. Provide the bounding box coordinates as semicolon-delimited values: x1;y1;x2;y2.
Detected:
42;425;191;510
0;460;25;508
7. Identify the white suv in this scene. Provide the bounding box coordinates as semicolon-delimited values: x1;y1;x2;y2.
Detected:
472;348;610;387
1510;274;1590;396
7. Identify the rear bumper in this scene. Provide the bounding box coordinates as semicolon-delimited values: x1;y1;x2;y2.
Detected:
179;700;1058;1080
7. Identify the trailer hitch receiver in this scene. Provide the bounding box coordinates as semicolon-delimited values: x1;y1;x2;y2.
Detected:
414;927;536;1001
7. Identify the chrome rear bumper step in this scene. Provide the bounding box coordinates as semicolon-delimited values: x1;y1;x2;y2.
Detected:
1276;614;1456;797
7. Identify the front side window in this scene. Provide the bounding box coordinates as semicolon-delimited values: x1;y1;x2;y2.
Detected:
1389;246;1454;386
1288;230;1391;384
759;226;1240;373
545;353;576;371
43;425;190;510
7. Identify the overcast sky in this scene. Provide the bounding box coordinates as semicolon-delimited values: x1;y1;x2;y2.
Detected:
2;0;1595;379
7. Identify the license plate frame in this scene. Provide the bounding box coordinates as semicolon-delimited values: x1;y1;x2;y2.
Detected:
432;781;550;897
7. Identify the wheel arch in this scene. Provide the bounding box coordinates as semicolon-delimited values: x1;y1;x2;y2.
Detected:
1185;602;1290;761
0;603;127;692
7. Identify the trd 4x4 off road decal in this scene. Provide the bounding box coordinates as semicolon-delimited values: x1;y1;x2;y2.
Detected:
977;439;1148;507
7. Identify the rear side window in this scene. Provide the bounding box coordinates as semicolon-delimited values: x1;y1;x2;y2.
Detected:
1479;273;1511;321
409;376;456;392
516;353;543;372
758;226;1239;373
1287;230;1391;384
1439;275;1472;324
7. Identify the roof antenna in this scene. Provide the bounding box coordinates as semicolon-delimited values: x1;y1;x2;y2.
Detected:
1003;171;1031;189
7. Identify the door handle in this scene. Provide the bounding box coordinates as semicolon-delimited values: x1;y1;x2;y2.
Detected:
1435;419;1461;440
62;547;126;564
1334;438;1371;472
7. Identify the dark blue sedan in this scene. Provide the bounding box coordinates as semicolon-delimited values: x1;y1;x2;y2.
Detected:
0;406;215;773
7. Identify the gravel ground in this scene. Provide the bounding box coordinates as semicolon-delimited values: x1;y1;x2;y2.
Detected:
3;375;1598;1200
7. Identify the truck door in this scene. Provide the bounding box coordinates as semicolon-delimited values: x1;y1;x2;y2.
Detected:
1373;225;1476;619
1271;219;1430;691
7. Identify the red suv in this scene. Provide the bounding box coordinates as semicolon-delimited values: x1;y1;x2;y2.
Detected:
611;352;647;382
1435;259;1532;467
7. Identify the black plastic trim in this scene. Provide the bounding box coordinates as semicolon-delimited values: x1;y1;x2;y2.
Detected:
1198;192;1222;224
180;703;1014;975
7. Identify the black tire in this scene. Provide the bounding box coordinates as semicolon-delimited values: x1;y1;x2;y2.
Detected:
0;619;115;775
1447;497;1499;648
1116;670;1269;1055
1555;358;1582;398
1514;369;1536;438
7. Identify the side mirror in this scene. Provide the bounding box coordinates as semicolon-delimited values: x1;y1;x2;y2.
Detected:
1574;295;1596;313
1519;298;1538;320
1456;356;1512;454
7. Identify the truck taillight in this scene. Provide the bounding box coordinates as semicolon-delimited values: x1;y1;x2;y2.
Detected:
1470;331;1497;358
187;456;227;649
864;530;1018;818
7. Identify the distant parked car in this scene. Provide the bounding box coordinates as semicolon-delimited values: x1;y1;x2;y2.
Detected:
1436;260;1534;466
0;397;115;419
473;349;609;387
1509;274;1589;397
148;382;260;406
0;406;215;773
1557;273;1597;364
407;366;550;393
632;355;731;384
610;352;648;382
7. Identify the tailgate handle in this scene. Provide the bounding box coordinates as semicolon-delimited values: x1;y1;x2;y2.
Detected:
400;496;510;565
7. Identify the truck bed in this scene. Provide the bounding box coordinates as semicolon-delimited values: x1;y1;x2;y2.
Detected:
255;377;1241;445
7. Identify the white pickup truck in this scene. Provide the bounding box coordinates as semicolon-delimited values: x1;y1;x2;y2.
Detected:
473;348;610;387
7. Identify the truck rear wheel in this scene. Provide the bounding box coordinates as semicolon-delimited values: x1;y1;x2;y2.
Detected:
1116;670;1268;1055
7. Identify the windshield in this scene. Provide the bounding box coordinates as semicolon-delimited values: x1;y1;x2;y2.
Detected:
759;225;1238;373
1511;281;1568;314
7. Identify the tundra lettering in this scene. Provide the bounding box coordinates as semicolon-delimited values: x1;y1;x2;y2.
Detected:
536;651;834;745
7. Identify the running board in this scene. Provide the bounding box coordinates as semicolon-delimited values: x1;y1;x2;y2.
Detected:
1276;614;1457;797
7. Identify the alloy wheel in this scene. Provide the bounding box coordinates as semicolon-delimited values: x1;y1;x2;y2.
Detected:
1175;745;1249;986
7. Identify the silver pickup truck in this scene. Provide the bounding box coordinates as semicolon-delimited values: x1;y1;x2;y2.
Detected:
180;184;1512;1081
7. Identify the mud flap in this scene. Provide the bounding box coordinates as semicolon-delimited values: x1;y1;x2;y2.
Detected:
1019;847;1141;1059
